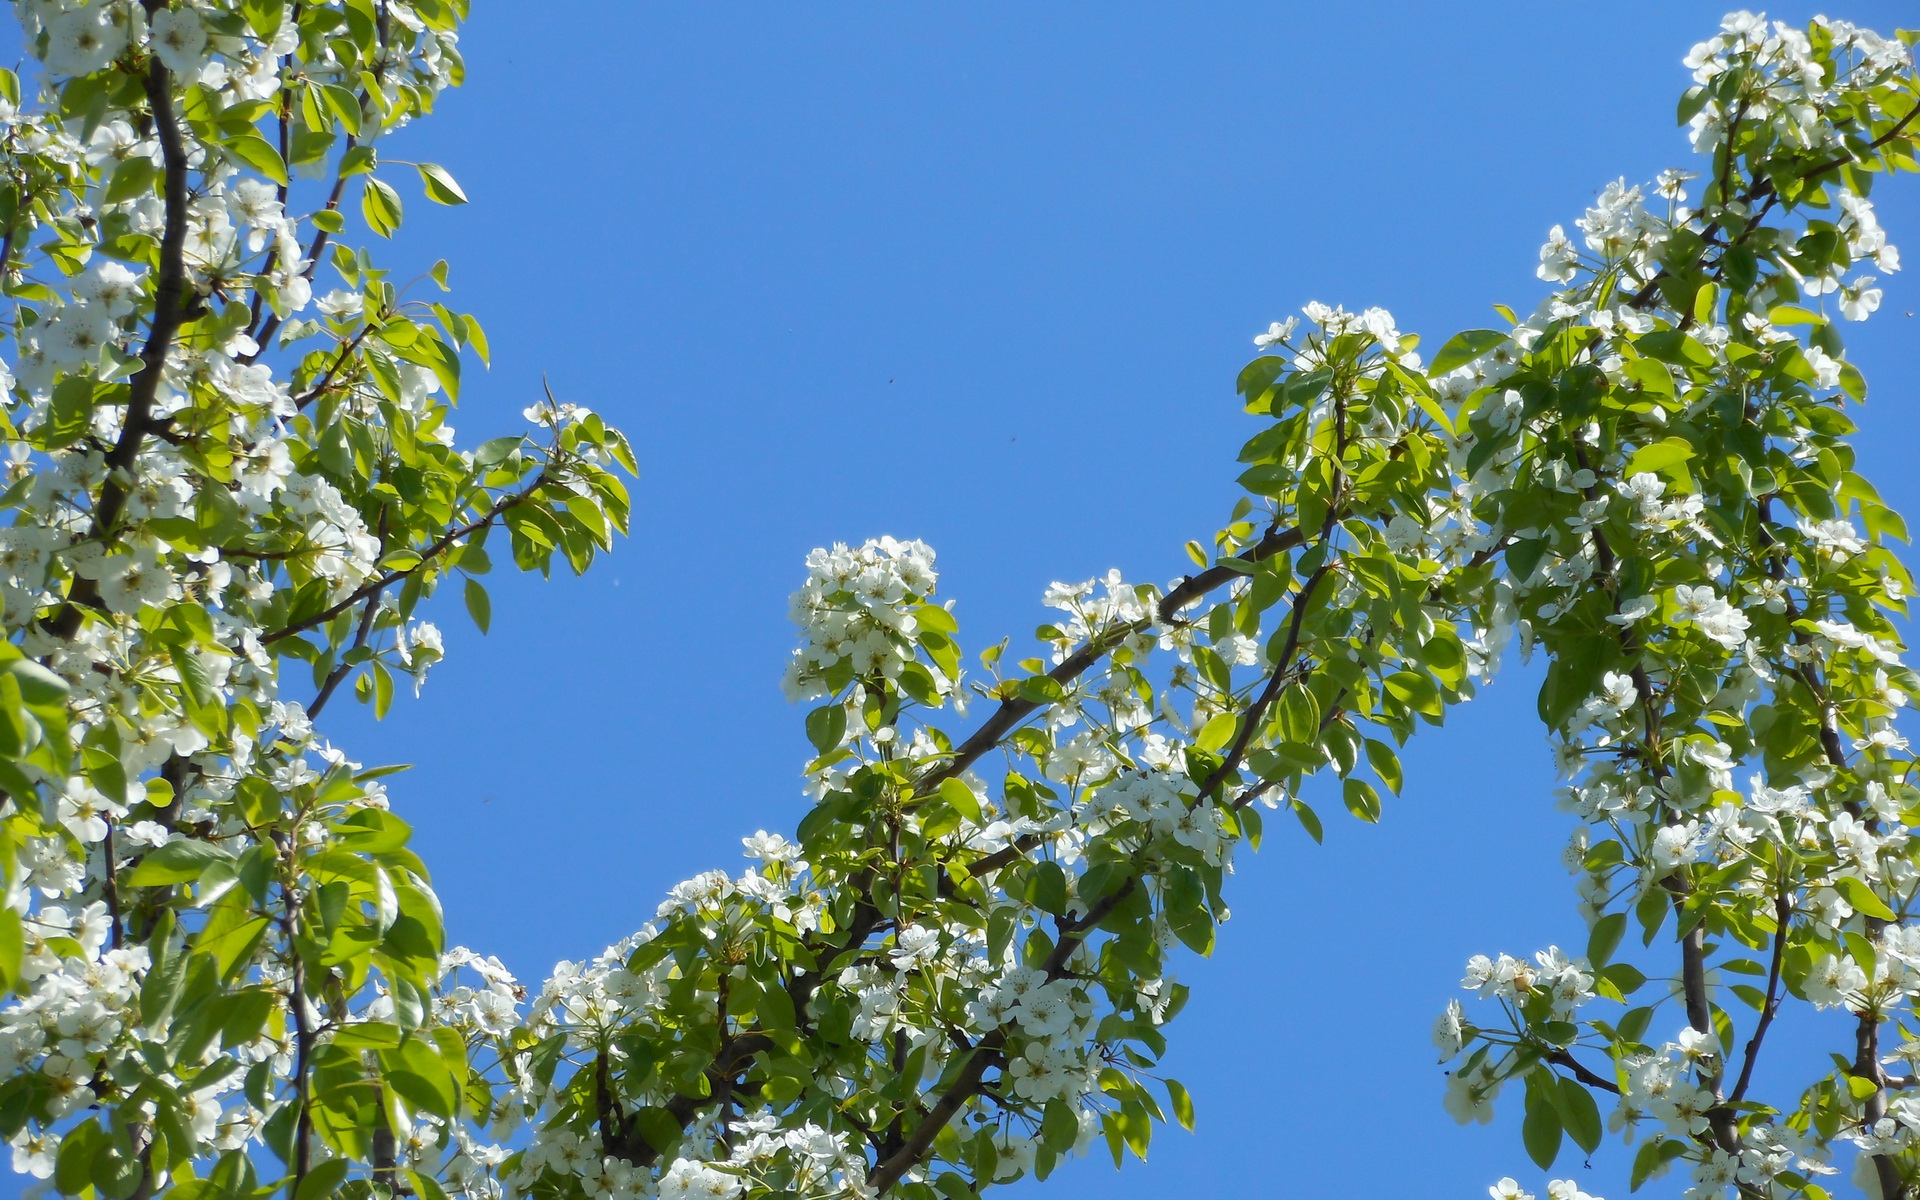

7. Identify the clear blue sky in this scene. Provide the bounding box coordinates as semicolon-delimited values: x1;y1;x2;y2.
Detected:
29;4;1920;1197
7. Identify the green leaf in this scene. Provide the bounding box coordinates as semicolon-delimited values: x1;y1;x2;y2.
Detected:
416;162;469;204
1624;436;1695;478
223;133;288;185
204;915;270;980
242;0;286;38
805;704;847;754
1587;912;1626;967
1635;329;1714;368
103;156;156;205
1166;1079;1194;1131
362;177;403;238
1028;861;1068;915
1631;1137;1688;1191
1691;282;1719;325
1522;1073;1563;1169
633;1106;684;1154
1292;800;1323;844
1601;962;1646;995
1362;737;1401;795
1342;778;1381;823
294;1156;350;1200
938;776;981;824
408;1172;454;1200
1836;875;1896;922
463;577;490;634
382;1037;460;1119
55;1119;103;1194
320;83;363;137
1429;329;1508;375
1166;901;1215;956
0;908;21;991
340;144;378;177
1194;712;1237;753
1555;1074;1604;1154
126;838;234;886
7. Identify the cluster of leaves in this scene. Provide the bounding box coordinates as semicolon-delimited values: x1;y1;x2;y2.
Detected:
0;3;632;1200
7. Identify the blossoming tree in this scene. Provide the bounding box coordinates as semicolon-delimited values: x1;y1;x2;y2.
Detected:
0;6;1916;1200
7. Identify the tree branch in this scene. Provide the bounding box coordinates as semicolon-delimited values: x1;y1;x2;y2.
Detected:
47;51;192;638
1729;885;1793;1104
261;475;543;646
1545;1048;1621;1095
919;521;1305;793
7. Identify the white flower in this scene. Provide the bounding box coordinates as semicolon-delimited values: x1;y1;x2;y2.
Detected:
1803;345;1843;390
1670;584;1749;649
1490;1180;1535;1200
1598;671;1638;712
316;289;364;320
1433;998;1469;1060
122;821;171;849
1443;1063;1500;1125
73;262;144;317
655;1159;743;1200
1839;276;1883;321
148;7;208;75
1012;980;1077;1038
1606;594;1657;626
889;925;941;971
1804;953;1867;1010
92;547;175;614
45;6;129;78
1253;318;1296;349
1537;224;1579;282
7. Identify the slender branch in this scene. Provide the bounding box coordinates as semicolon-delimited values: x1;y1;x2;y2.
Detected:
1753;499;1904;1197
101;819;122;950
868;478;1355;1192
46;51;193;638
1571;442;1740;1150
1545;1048;1621;1095
261;475;544;646
1629;94;1920;312
308;583;384;719
245;125;362;358
291;322;377;410
1729;885;1793;1104
282;896;315;1193
920;522;1305;793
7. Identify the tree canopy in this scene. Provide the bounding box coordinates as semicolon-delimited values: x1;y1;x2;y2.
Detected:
0;7;1918;1200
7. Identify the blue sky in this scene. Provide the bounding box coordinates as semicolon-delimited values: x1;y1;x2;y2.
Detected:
23;4;1920;1197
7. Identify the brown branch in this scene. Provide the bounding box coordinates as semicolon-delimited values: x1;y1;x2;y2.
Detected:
245;128;361;359
918;521;1305;793
261;475;542;646
1545;1048;1621;1095
282;899;315;1193
1729;885;1793;1104
867;451;1356;1192
308;582;384;719
1629;90;1920;313
291;322;377;410
101;818;122;950
868;882;1137;1194
46;51;192;638
1753;498;1902;1195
